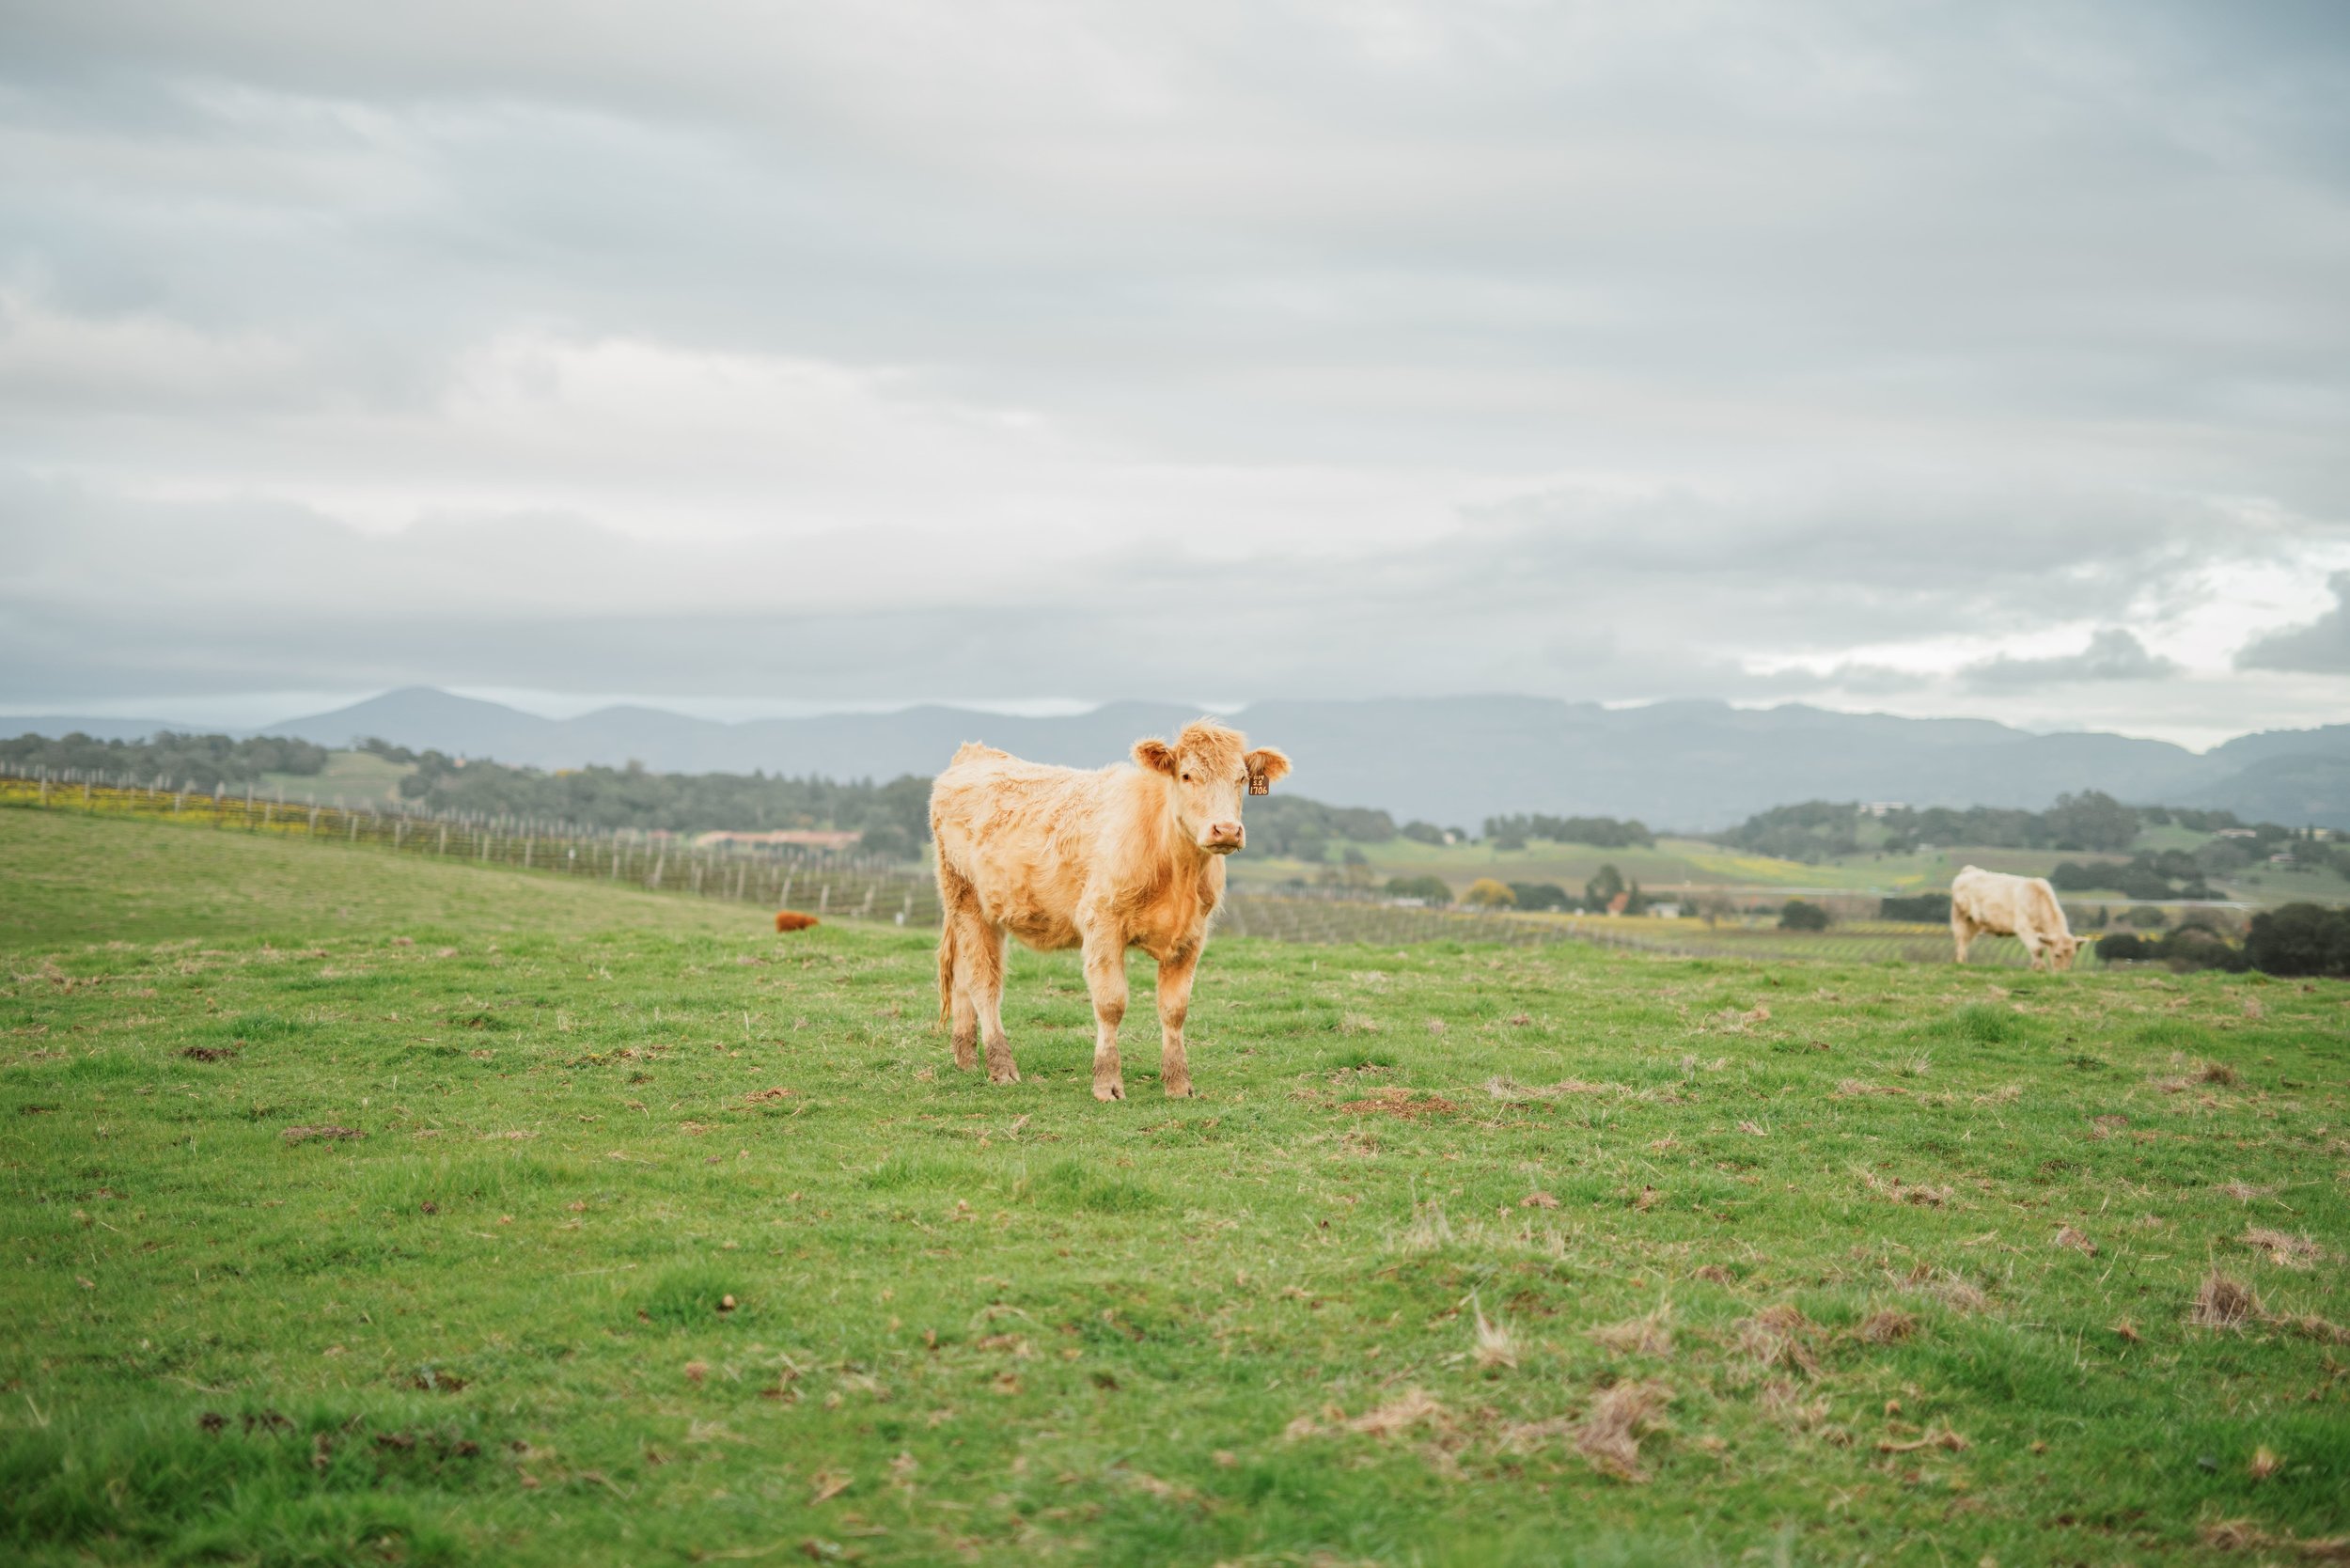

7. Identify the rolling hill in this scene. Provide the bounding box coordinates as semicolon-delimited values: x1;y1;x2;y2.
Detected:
8;689;2347;829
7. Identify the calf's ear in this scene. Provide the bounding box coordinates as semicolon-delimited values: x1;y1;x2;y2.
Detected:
1244;746;1292;794
1133;738;1178;775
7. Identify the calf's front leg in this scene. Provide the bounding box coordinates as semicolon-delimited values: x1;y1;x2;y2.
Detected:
1155;945;1200;1098
1080;923;1128;1102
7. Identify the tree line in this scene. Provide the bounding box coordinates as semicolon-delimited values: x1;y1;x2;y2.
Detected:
1720;792;2341;871
1481;813;1654;851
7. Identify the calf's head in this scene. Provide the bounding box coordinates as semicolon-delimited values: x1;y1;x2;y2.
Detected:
1134;719;1290;855
2045;933;2081;972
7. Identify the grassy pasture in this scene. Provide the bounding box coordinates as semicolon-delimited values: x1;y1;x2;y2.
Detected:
1234;825;2348;912
3;808;2348;1566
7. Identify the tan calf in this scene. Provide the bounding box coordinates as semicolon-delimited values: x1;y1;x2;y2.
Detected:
1950;865;2080;971
929;719;1290;1100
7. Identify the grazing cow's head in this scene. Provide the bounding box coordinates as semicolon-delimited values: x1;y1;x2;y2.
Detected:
1134;719;1291;855
2045;933;2081;972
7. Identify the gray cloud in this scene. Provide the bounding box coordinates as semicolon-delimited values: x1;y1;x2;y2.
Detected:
2;2;2347;742
2238;572;2350;673
1963;629;2183;688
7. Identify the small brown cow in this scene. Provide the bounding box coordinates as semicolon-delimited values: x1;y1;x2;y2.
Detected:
929;718;1290;1100
1950;865;2080;971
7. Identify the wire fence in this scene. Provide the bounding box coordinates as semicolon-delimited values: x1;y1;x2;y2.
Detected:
0;765;939;928
3;762;2054;965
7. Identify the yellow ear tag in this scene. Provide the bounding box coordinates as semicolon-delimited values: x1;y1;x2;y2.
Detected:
1248;770;1268;795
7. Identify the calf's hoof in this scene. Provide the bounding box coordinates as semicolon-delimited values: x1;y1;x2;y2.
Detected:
988;1065;1020;1086
1163;1077;1192;1099
1093;1078;1125;1102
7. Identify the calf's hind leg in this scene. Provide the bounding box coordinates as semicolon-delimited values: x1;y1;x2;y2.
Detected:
936;869;983;1071
950;908;1015;1083
1950;909;1976;964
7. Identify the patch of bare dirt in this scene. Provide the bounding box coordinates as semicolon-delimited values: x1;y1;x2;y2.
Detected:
1339;1088;1459;1121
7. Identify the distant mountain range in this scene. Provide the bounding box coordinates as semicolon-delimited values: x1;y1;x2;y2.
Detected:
8;687;2350;830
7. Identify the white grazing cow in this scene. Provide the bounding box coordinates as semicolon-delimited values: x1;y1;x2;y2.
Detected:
930;718;1290;1101
1950;866;2080;971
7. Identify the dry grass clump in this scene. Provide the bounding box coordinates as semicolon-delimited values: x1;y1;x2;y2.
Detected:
1736;1304;1822;1376
2241;1227;2322;1267
1590;1302;1675;1357
1472;1302;1519;1372
1853;1309;1918;1344
2191;1270;2264;1330
1345;1388;1448;1438
2277;1314;2350;1345
2156;1060;2239;1093
1859;1170;1952;1208
1399;1201;1454;1253
1573;1381;1676;1481
1484;1075;1621;1103
1339;1011;1381;1036
1757;1377;1830;1430
1832;1079;1908;1099
1691;1263;1736;1286
2053;1225;2098;1256
1909;1269;1990;1313
1339;1087;1459;1120
2201;1519;2350;1560
1288;1388;1451;1443
2216;1180;2278;1203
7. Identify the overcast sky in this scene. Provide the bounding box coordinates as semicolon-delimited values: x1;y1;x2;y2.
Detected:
4;1;2347;747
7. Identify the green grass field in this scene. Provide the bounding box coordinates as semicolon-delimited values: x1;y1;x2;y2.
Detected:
1233;823;2350;913
258;752;417;808
5;808;2347;1566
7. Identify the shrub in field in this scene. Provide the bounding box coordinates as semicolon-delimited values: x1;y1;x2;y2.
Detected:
1464;878;1516;908
1778;899;1830;932
2245;902;2350;978
1879;892;1950;922
1384;874;1453;904
1508;881;1574;911
2164;926;2251;974
2098;927;2251;973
